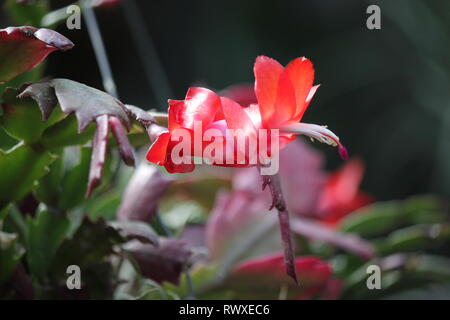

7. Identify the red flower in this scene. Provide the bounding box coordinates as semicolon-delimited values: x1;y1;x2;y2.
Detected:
146;56;346;173
318;158;374;226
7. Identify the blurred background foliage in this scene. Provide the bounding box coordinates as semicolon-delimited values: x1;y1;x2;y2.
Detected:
0;0;450;300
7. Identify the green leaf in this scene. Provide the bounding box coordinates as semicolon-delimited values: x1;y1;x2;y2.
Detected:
34;150;64;205
0;87;64;142
0;127;17;151
86;191;121;221
378;224;450;255
58;147;91;210
0;231;25;284
340;196;447;238
0;144;55;210
40;115;96;149
25;209;71;280
0;66;43;103
383;282;450;300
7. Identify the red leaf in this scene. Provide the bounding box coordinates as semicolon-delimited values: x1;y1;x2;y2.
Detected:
109;116;135;166
0;26;73;84
85;115;109;198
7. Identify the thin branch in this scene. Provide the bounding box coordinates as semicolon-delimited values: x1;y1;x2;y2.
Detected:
81;0;118;98
260;171;298;284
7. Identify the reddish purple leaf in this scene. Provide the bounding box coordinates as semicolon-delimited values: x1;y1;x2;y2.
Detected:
290;218;375;259
0;26;73;84
109;116;135;166
85;114;109;198
124;104;167;142
123;104;156;127
18;82;57;121
109;221;159;245
19;79;130;132
124;238;191;285
117;163;174;222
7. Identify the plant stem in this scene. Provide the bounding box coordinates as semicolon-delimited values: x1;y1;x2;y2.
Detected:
260;171;298;284
81;0;118;98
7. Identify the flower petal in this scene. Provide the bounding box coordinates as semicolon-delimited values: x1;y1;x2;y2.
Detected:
146;131;170;165
221;97;257;136
171;87;221;130
254;56;284;128
285;57;315;121
273;69;297;126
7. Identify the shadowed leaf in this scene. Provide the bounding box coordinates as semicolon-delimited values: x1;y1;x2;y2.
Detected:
124;238;191;285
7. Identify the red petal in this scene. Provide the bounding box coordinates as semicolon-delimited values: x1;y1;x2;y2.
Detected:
146;131;171;165
171;87;221;130
285;57;315;121
254;56;284;128
244;103;262;129
221;97;257;135
164;157;195;173
272;69;297;126
221;97;258;164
